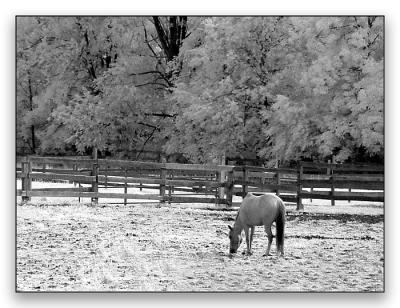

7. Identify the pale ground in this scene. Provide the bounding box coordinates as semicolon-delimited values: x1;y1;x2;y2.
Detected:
16;180;384;292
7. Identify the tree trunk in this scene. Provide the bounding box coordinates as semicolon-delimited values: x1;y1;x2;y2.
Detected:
152;16;187;62
28;76;36;154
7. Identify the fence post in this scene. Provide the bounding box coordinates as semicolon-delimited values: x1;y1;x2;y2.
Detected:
21;158;26;201
242;167;249;198
124;169;127;206
91;162;99;205
218;155;226;201
226;170;234;206
90;148;99;204
296;161;304;210
168;171;172;205
330;174;335;206
21;156;32;202
348;187;351;203
330;172;335;207
139;169;143;192
73;163;81;203
328;159;335;206
160;156;167;203
218;170;225;201
73;164;77;187
276;170;281;197
105;165;108;189
91;163;99;204
170;172;174;194
78;183;81;203
215;171;220;202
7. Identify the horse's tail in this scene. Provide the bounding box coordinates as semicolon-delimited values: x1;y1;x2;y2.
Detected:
275;199;286;255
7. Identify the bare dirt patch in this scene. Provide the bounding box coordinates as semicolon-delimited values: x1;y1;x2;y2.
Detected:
16;202;383;292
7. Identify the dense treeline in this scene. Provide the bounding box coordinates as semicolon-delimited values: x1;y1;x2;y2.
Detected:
16;16;383;165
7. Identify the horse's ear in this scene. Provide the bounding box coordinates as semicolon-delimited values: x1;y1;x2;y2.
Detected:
228;225;233;231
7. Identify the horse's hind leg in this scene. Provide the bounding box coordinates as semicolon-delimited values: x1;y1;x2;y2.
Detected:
250;226;255;251
263;225;273;257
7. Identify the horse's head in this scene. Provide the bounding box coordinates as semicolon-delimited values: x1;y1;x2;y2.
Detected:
228;225;242;254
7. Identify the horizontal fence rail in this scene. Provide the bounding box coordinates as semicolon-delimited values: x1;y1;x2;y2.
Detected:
17;156;234;206
297;161;384;208
16;156;384;209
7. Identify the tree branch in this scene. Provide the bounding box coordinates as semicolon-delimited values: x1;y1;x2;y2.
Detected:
131;70;173;87
136;126;158;160
137;121;160;131
129;70;166;77
125;101;177;120
147;112;177;118
142;20;159;59
135;81;169;88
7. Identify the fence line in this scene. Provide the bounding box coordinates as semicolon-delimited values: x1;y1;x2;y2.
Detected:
16;156;384;208
17;156;233;206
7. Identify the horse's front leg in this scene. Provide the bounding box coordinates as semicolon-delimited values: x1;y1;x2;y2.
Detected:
243;226;252;255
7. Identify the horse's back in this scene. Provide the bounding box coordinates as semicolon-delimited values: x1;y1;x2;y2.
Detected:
242;192;283;209
239;193;284;226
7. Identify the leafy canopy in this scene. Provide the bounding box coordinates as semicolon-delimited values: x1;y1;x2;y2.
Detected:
17;16;383;165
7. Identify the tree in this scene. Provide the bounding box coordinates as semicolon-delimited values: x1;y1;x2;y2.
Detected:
17;16;384;165
166;16;383;165
17;17;78;154
166;17;291;163
16;16;190;158
261;17;384;165
17;16;118;154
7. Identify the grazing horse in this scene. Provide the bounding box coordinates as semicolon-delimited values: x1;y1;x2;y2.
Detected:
228;192;286;256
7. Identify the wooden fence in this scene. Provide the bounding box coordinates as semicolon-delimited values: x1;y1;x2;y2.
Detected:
16;157;384;209
16;156;235;205
297;161;384;208
232;165;298;204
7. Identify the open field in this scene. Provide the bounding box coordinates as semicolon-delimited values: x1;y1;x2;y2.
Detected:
16;197;384;292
